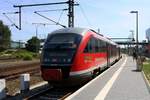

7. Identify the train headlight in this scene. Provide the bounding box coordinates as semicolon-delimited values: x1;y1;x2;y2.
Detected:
67;58;71;62
63;59;66;62
72;44;77;48
44;58;50;62
44;58;47;62
52;58;57;62
62;58;71;63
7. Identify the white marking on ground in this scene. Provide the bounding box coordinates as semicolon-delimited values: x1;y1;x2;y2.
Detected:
94;57;127;100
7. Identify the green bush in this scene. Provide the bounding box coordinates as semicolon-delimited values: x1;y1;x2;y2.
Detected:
23;54;33;60
4;50;14;54
14;52;24;59
32;53;40;59
0;49;39;60
32;53;37;57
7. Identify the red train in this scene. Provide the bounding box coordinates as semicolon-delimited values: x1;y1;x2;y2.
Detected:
40;28;120;86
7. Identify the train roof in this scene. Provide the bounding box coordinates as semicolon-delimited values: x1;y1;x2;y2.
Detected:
50;27;88;35
49;27;118;46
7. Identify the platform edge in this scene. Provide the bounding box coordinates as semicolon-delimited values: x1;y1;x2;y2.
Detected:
142;71;150;93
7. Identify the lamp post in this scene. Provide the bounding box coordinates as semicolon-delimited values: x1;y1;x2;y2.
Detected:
129;30;135;55
130;11;139;55
130;30;135;42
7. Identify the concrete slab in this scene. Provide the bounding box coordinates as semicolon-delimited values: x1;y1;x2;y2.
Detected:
105;56;150;100
66;55;150;100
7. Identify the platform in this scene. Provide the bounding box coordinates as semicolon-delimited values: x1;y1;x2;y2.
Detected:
66;55;150;100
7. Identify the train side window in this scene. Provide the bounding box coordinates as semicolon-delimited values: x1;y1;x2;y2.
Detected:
84;38;91;53
88;38;93;53
95;39;99;53
84;37;108;53
102;41;107;52
84;37;95;53
91;37;95;53
98;40;106;52
112;45;117;57
83;42;89;53
109;44;113;57
98;40;102;52
100;41;103;52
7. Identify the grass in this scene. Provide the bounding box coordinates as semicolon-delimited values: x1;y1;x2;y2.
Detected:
0;49;40;60
143;60;150;83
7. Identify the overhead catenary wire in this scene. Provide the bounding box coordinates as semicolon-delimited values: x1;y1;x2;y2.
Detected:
34;8;68;25
34;11;67;28
3;11;19;14
57;10;65;23
3;13;19;29
78;4;92;27
3;0;78;30
13;1;76;29
32;23;55;26
35;8;68;13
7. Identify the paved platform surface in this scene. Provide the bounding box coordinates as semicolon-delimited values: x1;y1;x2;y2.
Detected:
66;55;150;100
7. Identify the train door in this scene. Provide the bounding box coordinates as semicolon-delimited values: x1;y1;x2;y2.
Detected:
106;43;110;67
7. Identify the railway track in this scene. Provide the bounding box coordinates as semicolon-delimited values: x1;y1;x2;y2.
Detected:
0;66;40;80
0;60;40;80
5;68;40;80
0;57;17;62
26;86;80;100
22;64;113;100
23;66;112;100
24;67;111;100
3;56;121;98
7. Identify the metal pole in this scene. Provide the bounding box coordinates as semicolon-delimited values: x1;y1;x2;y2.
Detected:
19;7;21;30
130;11;139;55
136;12;139;54
14;1;67;30
130;30;134;40
36;25;38;53
14;2;67;7
68;0;74;27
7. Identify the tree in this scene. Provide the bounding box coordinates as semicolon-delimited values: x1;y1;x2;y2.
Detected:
0;20;11;51
26;36;40;52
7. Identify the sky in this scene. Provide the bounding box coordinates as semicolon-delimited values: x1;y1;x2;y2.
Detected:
0;0;150;42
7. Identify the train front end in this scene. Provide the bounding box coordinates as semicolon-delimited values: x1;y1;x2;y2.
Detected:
40;28;82;86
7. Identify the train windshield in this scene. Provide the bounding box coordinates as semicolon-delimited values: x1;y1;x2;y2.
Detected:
42;33;82;65
44;33;82;50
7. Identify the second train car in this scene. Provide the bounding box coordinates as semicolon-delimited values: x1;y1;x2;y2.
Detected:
41;28;120;86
